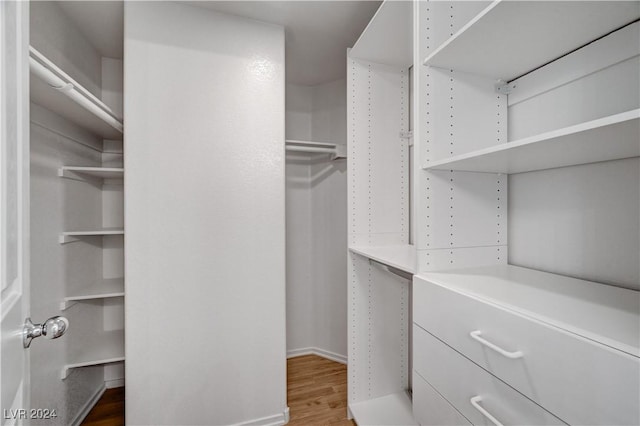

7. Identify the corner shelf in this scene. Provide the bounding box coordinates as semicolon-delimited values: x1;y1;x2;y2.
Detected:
423;109;640;174
349;245;416;275
59;228;124;244
422;1;640;80
417;265;639;358
350;392;417;426
58;166;124;181
30;47;123;140
61;278;125;310
61;329;124;379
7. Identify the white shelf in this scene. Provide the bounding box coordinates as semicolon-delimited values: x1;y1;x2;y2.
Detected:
417;265;640;358
423;1;640;80
58;166;124;181
349;245;415;275
62;329;124;379
61;278;125;310
59;228;124;244
424;110;640;174
350;391;417;426
350;0;412;67
30;47;123;139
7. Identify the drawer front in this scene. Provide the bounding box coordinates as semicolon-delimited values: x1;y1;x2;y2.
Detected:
414;325;565;426
413;372;471;426
413;277;640;425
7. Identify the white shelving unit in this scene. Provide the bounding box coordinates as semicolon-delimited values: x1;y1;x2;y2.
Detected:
61;330;125;379
349;245;416;274
59;228;124;244
422;1;640;80
61;278;125;311
424;109;640;173
58;166;124;181
30;47;123;139
348;1;414;423
413;2;640;425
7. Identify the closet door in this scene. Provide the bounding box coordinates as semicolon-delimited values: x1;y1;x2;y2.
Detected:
124;3;287;425
0;0;31;418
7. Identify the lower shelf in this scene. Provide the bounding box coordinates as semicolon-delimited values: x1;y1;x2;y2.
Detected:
61;278;125;310
349;391;417;426
62;329;124;380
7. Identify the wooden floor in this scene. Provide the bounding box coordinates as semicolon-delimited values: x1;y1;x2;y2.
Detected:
82;355;354;425
287;355;355;425
82;387;124;426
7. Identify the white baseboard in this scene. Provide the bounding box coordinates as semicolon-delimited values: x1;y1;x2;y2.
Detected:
231;407;290;426
70;383;106;426
105;378;125;389
287;347;347;365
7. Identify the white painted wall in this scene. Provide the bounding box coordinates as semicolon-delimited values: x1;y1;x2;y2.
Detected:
285;80;348;362
124;3;287;424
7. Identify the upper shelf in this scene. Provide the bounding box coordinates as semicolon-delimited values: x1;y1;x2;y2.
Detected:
423;109;640;174
349;245;416;275
285;140;347;160
417;265;640;358
30;47;124;139
422;1;640;80
350;0;412;68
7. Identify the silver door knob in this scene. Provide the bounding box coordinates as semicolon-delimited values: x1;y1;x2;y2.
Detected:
23;316;69;348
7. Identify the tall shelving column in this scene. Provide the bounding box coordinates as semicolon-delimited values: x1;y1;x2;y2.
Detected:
346;1;416;424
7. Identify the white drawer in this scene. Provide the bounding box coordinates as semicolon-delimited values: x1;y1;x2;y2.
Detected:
413;276;640;425
413;372;471;426
414;325;565;426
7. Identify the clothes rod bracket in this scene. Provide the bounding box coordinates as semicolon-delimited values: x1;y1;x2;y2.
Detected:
368;259;413;281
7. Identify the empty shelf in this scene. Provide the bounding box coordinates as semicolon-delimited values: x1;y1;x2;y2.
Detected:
350;392;417;426
59;228;124;244
59;166;124;181
30;47;123;139
62;329;124;379
423;110;640;174
423;1;640;80
61;278;125;310
350;245;416;275
350;0;413;67
417;265;640;357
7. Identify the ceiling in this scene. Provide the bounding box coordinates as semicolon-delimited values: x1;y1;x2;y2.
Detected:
57;1;381;86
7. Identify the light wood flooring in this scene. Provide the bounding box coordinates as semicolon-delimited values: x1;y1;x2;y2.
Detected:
287;355;355;425
82;355;354;425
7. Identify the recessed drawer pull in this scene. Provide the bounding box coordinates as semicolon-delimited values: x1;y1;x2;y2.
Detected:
470;396;504;426
470;330;523;359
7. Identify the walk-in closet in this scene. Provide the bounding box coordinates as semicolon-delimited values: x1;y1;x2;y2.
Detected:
1;1;639;426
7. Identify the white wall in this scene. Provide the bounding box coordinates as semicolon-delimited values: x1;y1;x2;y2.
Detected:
285;80;348;362
124;3;287;424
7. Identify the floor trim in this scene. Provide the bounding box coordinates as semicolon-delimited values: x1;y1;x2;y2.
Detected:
287;347;348;365
70;383;106;426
